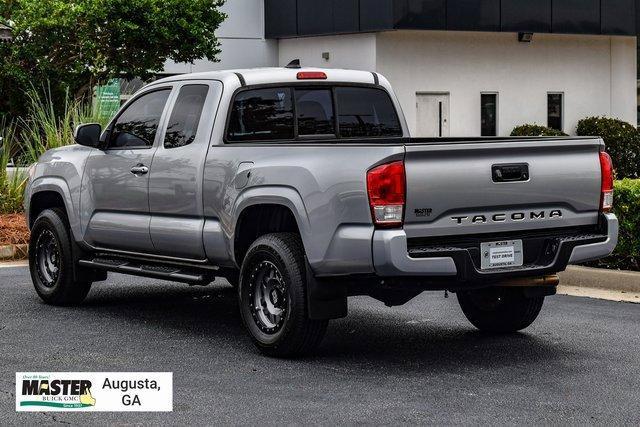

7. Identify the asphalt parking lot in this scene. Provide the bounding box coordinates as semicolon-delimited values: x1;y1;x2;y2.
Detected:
1;266;639;425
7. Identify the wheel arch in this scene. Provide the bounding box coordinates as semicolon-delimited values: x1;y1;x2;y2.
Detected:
232;187;312;267
28;178;81;241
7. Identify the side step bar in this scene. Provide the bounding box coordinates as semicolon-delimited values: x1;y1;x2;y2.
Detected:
78;257;215;285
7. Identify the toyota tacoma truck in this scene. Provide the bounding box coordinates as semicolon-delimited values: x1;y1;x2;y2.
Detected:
24;67;618;357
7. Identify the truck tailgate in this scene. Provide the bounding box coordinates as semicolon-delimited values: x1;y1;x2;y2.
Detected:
403;138;603;239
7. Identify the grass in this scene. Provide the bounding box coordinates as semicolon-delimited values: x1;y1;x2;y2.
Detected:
18;84;112;166
0;119;28;214
0;83;113;215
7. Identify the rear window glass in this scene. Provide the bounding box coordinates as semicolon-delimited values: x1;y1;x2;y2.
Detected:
335;87;402;138
226;86;401;142
227;88;294;141
295;89;335;136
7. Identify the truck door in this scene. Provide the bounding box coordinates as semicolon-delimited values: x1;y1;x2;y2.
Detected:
148;81;222;260
82;88;172;253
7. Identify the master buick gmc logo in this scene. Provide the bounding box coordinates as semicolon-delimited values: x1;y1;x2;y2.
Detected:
451;210;563;224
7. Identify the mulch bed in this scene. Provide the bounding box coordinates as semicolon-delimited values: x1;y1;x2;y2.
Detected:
0;213;30;246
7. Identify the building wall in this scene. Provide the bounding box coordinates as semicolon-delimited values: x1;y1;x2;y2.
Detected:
377;31;636;136
164;0;278;74
278;30;637;136
278;33;377;71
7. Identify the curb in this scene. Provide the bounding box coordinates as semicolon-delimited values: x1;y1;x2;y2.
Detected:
0;260;28;268
559;266;640;294
0;244;28;261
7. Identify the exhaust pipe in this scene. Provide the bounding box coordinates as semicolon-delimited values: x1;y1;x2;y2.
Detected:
497;275;559;288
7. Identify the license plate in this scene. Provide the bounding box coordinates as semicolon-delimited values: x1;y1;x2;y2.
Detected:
480;240;523;270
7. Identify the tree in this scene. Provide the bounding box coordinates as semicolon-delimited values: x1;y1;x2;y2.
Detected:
0;0;226;118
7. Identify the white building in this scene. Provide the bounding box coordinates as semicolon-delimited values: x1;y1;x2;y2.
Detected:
167;0;638;137
163;0;277;74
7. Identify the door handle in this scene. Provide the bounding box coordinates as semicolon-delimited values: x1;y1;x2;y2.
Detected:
130;164;149;176
492;164;529;182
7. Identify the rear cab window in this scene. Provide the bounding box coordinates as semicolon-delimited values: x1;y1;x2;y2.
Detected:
335;87;402;138
164;84;210;149
226;85;401;143
227;88;294;142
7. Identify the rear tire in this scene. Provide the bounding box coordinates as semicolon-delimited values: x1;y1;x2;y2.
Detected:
457;287;544;333
238;233;328;357
29;209;92;305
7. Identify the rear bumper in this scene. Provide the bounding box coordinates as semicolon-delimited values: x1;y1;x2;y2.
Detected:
567;214;618;263
372;213;618;280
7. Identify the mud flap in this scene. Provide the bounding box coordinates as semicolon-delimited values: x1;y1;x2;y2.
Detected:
305;257;348;320
523;286;557;298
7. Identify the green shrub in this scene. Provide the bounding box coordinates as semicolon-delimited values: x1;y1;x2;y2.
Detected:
576;117;640;179
511;124;568;137
586;179;640;271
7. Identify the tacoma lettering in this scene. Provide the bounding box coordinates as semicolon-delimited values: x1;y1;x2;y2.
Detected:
451;210;563;224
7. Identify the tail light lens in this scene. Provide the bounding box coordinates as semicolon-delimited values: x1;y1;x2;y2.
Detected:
296;71;327;80
599;151;614;212
367;161;405;227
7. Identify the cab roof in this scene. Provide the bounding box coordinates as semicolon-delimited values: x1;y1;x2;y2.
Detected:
150;67;382;88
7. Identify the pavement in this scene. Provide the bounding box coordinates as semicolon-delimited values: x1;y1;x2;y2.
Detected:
1;265;639;425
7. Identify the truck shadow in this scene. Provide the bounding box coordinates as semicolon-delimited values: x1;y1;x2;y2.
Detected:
71;278;576;373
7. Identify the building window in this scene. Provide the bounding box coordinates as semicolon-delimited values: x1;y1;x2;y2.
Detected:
548;93;563;131
480;93;498;136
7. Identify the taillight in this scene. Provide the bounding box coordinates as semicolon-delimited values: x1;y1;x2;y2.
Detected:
599;151;614;212
296;71;327;80
367;161;405;228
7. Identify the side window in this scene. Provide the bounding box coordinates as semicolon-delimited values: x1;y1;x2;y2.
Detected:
109;89;171;149
164;85;209;149
295;89;335;136
227;88;294;142
335;87;402;138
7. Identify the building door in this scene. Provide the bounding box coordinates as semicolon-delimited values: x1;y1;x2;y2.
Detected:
416;93;450;137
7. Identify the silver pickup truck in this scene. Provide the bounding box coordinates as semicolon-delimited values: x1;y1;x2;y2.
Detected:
24;67;618;357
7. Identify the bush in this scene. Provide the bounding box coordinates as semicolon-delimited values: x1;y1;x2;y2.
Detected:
511;124;568;137
586;179;640;271
576;117;640;179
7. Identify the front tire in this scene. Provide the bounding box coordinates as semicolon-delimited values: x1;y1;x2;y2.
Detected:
238;233;327;357
29;209;92;305
457;287;544;333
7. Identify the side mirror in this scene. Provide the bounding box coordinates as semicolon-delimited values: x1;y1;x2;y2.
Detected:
74;123;102;148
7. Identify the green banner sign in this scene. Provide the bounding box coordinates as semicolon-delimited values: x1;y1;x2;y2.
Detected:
95;79;121;119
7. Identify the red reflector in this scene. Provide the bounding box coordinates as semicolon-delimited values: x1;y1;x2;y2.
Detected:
599;151;614;212
296;71;327;80
367;161;405;227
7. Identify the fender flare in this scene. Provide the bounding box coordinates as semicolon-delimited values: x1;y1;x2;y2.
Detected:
231;185;313;261
232;186;347;320
29;177;82;242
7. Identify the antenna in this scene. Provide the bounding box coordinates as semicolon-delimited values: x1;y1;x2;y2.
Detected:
285;59;301;69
